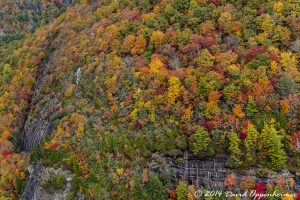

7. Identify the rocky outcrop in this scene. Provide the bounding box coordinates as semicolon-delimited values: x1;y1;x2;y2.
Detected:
21;60;59;151
21;31;64;151
177;154;299;191
21;164;80;200
146;152;300;191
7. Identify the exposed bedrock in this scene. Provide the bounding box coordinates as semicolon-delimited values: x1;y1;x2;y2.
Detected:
176;154;300;191
21;59;62;151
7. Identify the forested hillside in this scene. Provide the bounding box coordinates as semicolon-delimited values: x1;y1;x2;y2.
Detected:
0;0;300;199
0;0;75;46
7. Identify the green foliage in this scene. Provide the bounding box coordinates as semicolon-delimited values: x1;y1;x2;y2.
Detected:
173;0;190;13
223;84;241;101
2;64;12;84
259;123;287;170
15;177;28;197
176;180;188;200
194;6;213;22
0;0;75;46
0;0;299;197
278;75;298;97
138;0;159;11
197;79;209;97
228;132;242;166
41;175;66;193
30;143;45;163
66;192;75;200
245;96;258;118
190;127;212;157
248;53;272;69
244;124;259;165
225;0;247;6
143;173;170;200
42;149;68;167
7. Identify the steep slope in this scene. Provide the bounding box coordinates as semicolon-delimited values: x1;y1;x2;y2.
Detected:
0;0;75;46
0;0;300;199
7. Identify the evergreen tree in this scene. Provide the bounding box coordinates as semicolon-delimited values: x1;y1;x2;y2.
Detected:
176;180;188;200
229;132;242;165
2;64;12;84
258;123;287;170
244;124;259;165
278;75;298;97
190;126;212;157
259;123;273;150
245;96;258;118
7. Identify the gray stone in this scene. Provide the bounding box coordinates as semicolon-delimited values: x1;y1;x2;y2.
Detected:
22;164;82;200
176;153;299;191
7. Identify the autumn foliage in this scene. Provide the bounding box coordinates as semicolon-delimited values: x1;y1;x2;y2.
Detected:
0;0;300;199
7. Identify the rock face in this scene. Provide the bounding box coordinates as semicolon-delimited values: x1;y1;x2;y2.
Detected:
21;53;53;152
22;117;55;151
181;156;228;189
22;155;299;199
146;152;299;191
177;154;299;191
21;38;63;151
22;164;76;200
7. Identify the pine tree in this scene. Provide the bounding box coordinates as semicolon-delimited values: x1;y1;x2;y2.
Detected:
176;180;188;200
268;134;287;170
229;132;242;165
245;96;258;118
259;123;273;150
244;124;259;165
258;123;287;170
